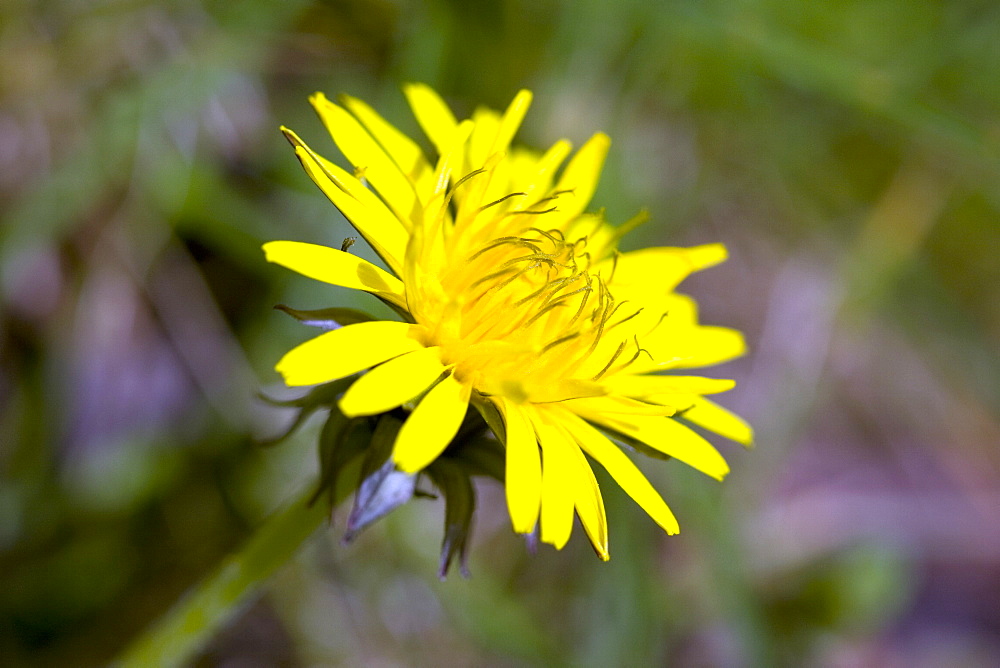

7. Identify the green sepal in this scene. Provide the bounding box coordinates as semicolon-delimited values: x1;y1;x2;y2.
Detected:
472;396;506;443
442;404;503;479
448;435;505;481
426;458;476;579
273;304;375;329
310;405;369;510
257;377;355;446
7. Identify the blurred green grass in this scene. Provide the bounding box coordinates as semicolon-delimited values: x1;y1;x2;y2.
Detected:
2;0;999;665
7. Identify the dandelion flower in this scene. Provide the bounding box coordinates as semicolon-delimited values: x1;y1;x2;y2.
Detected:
266;85;752;560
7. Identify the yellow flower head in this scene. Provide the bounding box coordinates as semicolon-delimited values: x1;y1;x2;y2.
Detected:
266;85;752;560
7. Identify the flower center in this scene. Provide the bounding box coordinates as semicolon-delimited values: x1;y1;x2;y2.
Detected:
423;225;631;399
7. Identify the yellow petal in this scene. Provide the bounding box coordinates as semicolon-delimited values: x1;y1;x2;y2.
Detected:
467;106;501;173
565;431;609;560
276;321;423;386
338;347;446;417
605;244;728;293
552;132;610;221
627;293;746;371
532;412;577;550
584;412;730;481
311;93;423;226
521;139;572;206
403;83;459;156
412;120;473;268
491;89;532;157
432;119;474;197
661;292;700;324
676;396;754;446
263;241;405;308
560;410;679;535
605;375;736;397
563;395;676;417
283;129;407;273
497;398;542;534
339;93;434;195
658;326;747;369
393;374;471;473
611;287;698;323
521;378;607;403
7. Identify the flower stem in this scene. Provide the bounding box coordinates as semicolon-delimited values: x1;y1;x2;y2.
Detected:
114;473;353;668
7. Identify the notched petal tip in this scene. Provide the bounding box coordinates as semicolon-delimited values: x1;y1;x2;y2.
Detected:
401;81;435;98
731;423;756;450
309;91;333;108
512;523;538;537
274;359;308;387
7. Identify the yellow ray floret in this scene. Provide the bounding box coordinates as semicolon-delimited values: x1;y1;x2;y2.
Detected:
339;346;447;417
498;398;543;534
602;243;728;293
534;414;579;550
403;83;459;156
564;426;609;560
571;409;730;481
560;410;679;535
276;321;423;386
671;395;755;446
311;93;425;227
282;128;408;273
263;241;406;308
393;373;471;473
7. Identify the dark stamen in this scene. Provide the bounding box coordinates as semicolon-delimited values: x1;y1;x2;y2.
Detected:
592;341;627;380
541;332;582;353
479;191;527;211
506;206;557;217
608;306;644;331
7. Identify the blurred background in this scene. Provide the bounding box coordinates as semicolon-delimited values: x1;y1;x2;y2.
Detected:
2;0;999;665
